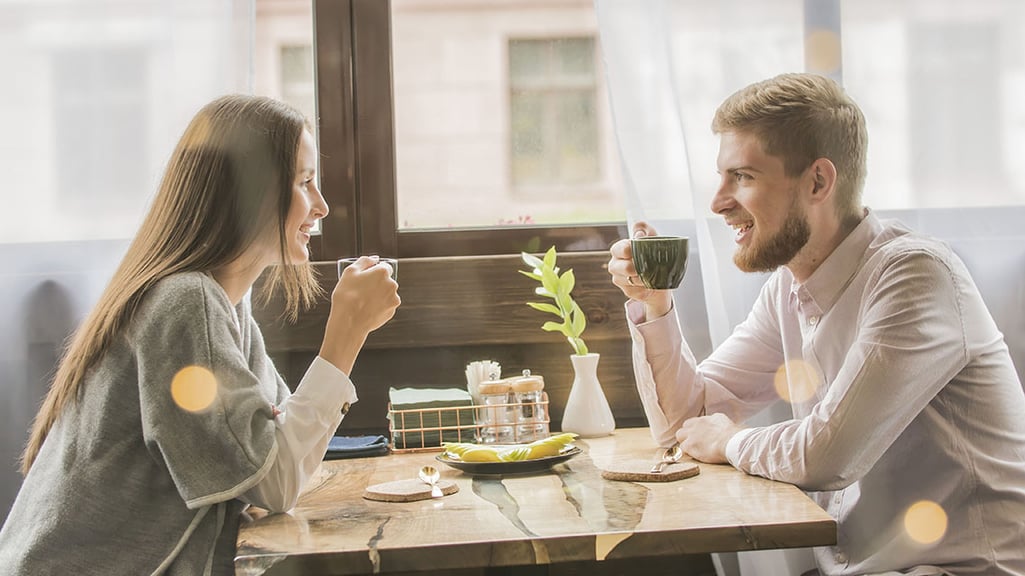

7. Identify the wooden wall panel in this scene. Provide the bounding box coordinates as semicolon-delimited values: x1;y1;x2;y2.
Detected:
255;251;648;437
255;252;629;351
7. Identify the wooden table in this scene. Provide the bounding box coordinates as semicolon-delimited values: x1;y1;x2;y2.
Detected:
236;428;835;576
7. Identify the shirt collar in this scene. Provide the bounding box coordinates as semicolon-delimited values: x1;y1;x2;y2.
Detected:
794;208;883;315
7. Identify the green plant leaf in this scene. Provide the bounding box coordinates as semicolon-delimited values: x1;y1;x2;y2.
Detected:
542;246;557;270
526;302;562;316
568;337;588;356
570;301;586;336
555;273;569;299
561;268;576;295
555;291;573;314
519;245;588;356
540;266;560;294
541;321;566;333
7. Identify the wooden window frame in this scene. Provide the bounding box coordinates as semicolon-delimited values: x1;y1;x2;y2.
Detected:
311;0;626;260
258;0;646;436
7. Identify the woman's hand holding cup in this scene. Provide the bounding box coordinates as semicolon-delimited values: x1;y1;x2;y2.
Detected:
320;256;401;373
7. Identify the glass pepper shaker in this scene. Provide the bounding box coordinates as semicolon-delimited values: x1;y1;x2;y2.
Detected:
477;380;514;444
512;370;547;443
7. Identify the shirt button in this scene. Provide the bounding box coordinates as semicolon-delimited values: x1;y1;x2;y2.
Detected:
835;551;847;563
833;494;841;505
341;402;351;415
808;315;819;326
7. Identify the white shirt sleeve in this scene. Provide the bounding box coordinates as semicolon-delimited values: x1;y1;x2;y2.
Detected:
626;298;703;447
240;356;358;512
724;427;757;466
626;289;782;448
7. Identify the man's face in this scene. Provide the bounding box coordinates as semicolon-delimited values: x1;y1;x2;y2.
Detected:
711;131;810;273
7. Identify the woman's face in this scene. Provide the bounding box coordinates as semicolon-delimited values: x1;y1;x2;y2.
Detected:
281;129;328;265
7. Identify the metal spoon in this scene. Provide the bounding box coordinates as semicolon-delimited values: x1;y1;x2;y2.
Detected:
418;465;443;498
649;442;683;474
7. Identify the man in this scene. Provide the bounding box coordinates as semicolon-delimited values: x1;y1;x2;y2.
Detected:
608;73;1025;575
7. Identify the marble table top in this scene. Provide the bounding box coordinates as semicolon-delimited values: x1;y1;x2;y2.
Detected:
236;427;836;575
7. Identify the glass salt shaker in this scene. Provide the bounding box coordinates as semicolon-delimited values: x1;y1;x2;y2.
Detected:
477;380;514;444
512;370;547;443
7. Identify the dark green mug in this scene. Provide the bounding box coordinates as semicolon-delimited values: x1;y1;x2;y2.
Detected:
631;236;689;290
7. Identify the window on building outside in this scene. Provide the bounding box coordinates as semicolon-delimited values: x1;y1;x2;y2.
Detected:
509;37;600;190
280;44;316;125
311;0;627;259
389;1;625;233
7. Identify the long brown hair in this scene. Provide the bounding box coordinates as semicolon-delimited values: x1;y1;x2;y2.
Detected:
21;95;322;474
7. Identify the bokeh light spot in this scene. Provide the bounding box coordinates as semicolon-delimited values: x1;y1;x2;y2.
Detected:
171;365;218;412
904;500;947;544
773;360;820;404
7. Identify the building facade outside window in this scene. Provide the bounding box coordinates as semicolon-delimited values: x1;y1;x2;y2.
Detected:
280;44;316;123
249;0;1025;260
509;37;601;190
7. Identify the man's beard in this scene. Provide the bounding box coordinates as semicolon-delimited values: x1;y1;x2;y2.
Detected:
733;199;810;273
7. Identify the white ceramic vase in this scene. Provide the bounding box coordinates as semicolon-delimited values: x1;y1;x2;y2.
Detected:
560;353;615;438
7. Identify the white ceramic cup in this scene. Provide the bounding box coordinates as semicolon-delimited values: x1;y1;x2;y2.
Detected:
336;257;398;280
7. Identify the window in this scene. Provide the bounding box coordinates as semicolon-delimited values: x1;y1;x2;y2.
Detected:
842;1;1025;210
509;37;600;189
313;0;626;260
54;47;148;222
3;1;257;244
908;22;1005;207
280;44;316;124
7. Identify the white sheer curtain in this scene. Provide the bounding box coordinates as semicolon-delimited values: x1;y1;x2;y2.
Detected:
0;0;255;522
594;1;1025;575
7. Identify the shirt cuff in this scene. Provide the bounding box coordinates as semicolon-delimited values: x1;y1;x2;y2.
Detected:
625;298;676;325
725;427;757;468
298;356;359;415
626;299;683;359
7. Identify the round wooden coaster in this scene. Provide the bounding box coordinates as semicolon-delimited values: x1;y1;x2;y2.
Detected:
363;478;459;502
600;459;700;483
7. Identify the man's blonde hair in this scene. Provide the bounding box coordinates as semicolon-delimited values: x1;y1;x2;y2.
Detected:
712;73;868;219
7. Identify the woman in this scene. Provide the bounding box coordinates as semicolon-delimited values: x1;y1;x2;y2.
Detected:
0;95;400;575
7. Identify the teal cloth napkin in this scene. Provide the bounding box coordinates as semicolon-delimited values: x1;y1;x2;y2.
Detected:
324;435;389;460
388;387;476;449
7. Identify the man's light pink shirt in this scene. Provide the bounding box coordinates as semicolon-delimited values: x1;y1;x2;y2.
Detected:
628;211;1025;575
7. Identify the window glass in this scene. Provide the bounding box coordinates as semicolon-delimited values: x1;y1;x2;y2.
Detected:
254;1;316;229
54;48;149;218
509;38;600;188
280;44;316;123
0;0;255;243
843;0;1025;209
391;0;625;230
254;1;315;122
652;0;1025;215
